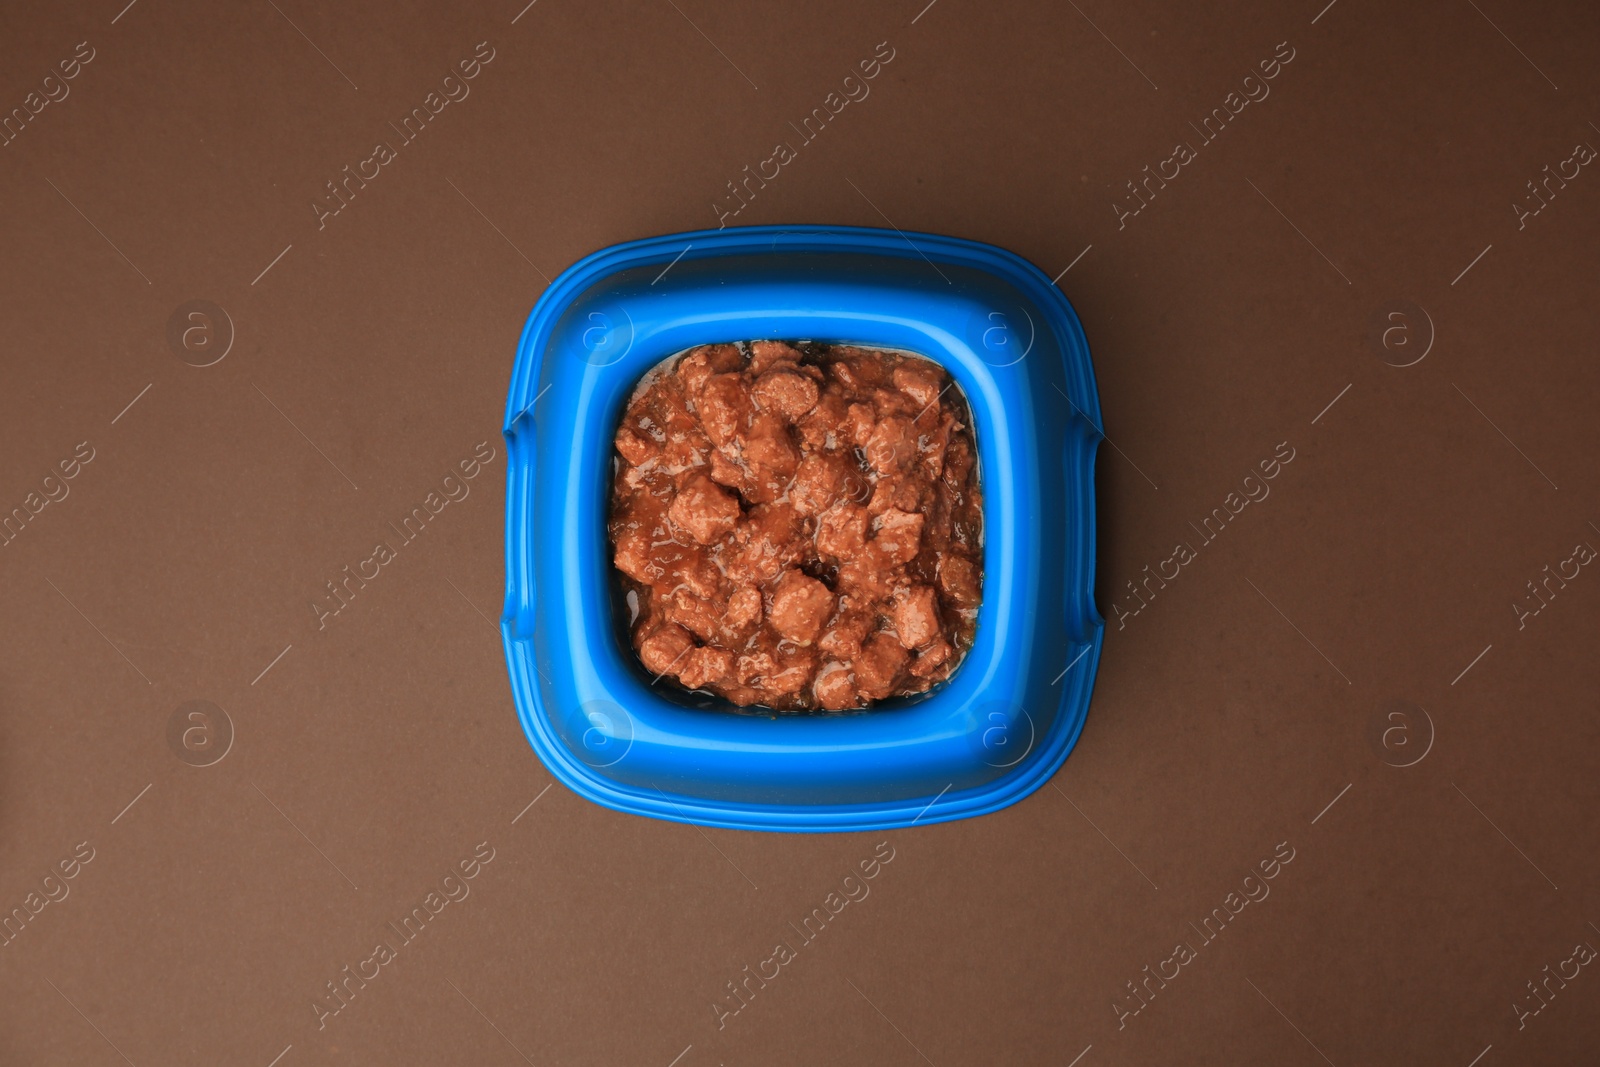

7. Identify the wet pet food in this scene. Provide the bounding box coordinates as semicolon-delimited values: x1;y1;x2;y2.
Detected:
609;341;982;711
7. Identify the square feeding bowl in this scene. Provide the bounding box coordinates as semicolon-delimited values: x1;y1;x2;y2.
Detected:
501;224;1103;832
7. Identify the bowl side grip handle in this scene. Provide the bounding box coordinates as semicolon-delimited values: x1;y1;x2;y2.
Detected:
1064;417;1104;643
505;410;538;640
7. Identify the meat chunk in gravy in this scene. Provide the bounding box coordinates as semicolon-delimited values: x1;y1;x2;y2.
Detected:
609;341;982;711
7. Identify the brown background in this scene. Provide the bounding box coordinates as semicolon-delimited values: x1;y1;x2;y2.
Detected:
2;0;1597;1063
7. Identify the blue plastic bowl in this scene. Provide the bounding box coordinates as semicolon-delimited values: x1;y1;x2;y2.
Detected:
501;224;1103;832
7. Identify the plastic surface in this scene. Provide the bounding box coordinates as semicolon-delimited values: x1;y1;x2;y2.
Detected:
501;224;1103;832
